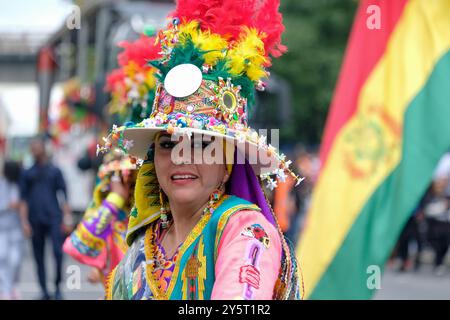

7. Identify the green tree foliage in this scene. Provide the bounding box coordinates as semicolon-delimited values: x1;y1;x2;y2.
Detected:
272;0;357;145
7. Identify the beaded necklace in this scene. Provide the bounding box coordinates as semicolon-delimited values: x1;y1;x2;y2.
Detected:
144;191;225;299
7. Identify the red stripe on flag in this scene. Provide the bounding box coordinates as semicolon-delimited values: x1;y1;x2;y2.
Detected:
319;0;408;165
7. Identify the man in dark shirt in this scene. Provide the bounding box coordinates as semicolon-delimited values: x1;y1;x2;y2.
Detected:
20;137;71;300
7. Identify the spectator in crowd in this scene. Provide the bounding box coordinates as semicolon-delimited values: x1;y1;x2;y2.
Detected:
422;174;450;276
0;160;24;300
19;137;72;300
396;203;425;272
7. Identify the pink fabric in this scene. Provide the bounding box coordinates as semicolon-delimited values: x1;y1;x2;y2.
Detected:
211;210;281;300
63;236;107;270
63;231;127;276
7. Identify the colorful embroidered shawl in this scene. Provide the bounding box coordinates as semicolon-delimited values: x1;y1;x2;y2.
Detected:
106;195;266;299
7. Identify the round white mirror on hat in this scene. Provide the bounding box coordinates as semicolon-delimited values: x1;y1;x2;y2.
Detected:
164;63;203;98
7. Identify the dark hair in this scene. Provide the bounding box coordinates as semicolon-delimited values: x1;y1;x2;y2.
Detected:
3;160;22;184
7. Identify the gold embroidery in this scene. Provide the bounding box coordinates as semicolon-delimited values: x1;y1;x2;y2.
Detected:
104;266;117;300
186;256;202;278
197;237;207;300
144;224;168;300
164;212;211;297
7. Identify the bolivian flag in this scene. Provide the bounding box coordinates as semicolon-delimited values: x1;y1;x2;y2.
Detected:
297;0;450;299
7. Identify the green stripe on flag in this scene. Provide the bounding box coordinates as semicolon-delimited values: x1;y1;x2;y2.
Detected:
311;50;450;299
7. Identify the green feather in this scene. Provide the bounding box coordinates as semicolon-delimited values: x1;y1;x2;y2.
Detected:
147;39;257;109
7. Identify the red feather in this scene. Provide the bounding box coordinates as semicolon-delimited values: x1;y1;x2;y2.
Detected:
117;35;161;68
105;68;125;93
171;0;286;59
106;35;161;93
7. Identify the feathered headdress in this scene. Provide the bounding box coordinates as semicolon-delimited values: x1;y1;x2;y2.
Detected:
154;0;286;106
100;0;303;189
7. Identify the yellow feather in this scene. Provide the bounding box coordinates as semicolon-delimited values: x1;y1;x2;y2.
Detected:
177;23;268;81
124;61;138;78
196;31;227;65
178;21;200;45
179;21;227;65
226;28;268;81
144;67;157;88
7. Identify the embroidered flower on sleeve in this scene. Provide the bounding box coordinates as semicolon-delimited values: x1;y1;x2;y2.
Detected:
240;224;270;249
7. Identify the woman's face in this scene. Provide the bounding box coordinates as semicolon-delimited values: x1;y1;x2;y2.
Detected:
154;133;229;206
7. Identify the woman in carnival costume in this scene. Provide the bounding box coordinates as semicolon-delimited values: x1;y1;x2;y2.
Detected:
101;0;304;300
63;34;161;287
63;156;138;284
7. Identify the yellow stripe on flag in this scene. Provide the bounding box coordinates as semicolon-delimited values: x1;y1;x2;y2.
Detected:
298;0;450;299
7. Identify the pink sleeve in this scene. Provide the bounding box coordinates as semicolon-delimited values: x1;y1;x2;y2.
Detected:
211;210;282;300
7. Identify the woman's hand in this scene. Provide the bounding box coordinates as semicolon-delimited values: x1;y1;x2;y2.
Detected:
87;267;103;284
110;176;130;200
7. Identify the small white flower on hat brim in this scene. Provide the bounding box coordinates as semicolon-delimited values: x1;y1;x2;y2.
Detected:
143;119;156;128
295;177;305;187
266;178;278;190
276;168;287;182
123;139;134;151
96;144;103;157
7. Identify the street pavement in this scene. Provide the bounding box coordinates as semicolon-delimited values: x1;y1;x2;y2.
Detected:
17;239;104;300
14;238;450;300
374;264;450;300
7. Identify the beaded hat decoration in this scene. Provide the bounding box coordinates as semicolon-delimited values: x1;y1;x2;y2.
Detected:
99;0;303;190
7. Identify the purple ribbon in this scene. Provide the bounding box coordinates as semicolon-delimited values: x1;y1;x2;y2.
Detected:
226;151;276;226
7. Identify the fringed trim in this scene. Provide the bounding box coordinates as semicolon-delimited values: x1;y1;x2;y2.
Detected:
104;266;117;300
260;181;303;300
